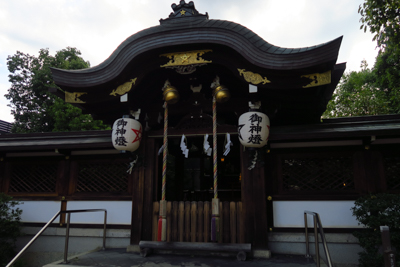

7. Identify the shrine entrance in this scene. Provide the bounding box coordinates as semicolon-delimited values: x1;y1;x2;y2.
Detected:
50;0;344;250
157;135;241;202
151;135;244;243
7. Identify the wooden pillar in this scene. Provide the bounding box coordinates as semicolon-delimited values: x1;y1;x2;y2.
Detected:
354;150;384;194
130;162;144;244
240;147;268;248
142;138;156;240
130;137;155;244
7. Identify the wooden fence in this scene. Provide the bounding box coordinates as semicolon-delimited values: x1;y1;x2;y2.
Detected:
152;201;244;243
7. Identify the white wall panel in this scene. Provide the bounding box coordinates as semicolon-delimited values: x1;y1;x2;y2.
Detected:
273;200;363;228
66;201;131;225
18;201;61;223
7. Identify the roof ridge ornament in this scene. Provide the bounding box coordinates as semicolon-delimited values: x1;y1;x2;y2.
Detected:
160;1;208;23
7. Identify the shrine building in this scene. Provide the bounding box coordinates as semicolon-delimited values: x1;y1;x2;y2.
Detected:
1;2;400;266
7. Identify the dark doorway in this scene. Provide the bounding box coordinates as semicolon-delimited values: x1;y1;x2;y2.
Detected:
158;135;241;202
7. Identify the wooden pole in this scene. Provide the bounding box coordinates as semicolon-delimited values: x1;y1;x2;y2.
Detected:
381;226;396;267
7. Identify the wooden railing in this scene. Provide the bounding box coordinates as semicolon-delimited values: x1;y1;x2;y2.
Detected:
152;201;245;243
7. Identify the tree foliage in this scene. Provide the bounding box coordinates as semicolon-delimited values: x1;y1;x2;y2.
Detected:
358;0;400;52
5;47;110;133
0;193;22;266
325;1;400;118
352;194;400;267
374;48;400;115
358;0;400;116
323;60;390;118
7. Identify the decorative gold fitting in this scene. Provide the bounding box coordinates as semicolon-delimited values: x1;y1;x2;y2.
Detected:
267;196;272;201
365;145;370;150
61;196;66;201
163;86;180;104
213;85;230;103
0;157;4;161
269;228;273;232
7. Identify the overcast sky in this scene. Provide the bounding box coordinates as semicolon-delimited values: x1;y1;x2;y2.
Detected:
0;0;378;123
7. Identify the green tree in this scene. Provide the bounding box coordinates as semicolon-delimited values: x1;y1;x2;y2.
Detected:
5;47;110;133
374;51;400;114
358;0;400;52
359;0;400;114
323;60;390;118
352;194;400;267
0;193;22;266
325;1;400;118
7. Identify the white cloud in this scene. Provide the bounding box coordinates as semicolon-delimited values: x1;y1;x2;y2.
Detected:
0;83;13;123
347;39;378;72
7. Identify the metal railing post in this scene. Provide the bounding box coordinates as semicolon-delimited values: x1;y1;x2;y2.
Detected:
317;213;333;267
304;210;333;267
63;212;71;264
314;215;320;267
6;211;61;267
304;212;310;258
6;208;107;267
103;210;107;250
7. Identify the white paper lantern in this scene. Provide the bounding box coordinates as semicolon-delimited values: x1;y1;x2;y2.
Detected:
238;111;270;148
112;118;142;151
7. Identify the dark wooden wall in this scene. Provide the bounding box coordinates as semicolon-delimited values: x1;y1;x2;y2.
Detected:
0;142;399;249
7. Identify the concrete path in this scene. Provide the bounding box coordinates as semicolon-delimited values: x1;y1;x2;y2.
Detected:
44;248;316;267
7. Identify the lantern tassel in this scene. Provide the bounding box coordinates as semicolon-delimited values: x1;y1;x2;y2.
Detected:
127;155;138;174
248;150;258;170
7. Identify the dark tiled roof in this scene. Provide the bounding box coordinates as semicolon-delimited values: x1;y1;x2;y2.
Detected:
0;120;12;135
1;115;400;152
51;16;342;88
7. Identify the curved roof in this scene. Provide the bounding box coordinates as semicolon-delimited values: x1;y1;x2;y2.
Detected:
51;14;342;88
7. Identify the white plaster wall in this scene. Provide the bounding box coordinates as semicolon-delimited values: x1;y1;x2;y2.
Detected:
18;201;61;224
66;201;131;225
273;200;363;228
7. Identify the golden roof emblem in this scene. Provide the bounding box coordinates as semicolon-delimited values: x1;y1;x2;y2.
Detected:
110;78;137;96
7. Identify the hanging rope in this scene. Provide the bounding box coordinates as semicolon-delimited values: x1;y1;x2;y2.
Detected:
158;101;168;242
162;102;168;201
211;94;220;242
213;95;218;199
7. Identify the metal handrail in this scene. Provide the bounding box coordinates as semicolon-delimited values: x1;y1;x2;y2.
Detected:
6;209;107;267
304;210;333;267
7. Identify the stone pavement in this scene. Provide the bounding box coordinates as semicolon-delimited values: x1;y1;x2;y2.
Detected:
44;248;317;267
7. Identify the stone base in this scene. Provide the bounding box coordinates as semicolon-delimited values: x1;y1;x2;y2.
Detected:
253;249;271;258
128;244;270;260
127;244;140;253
